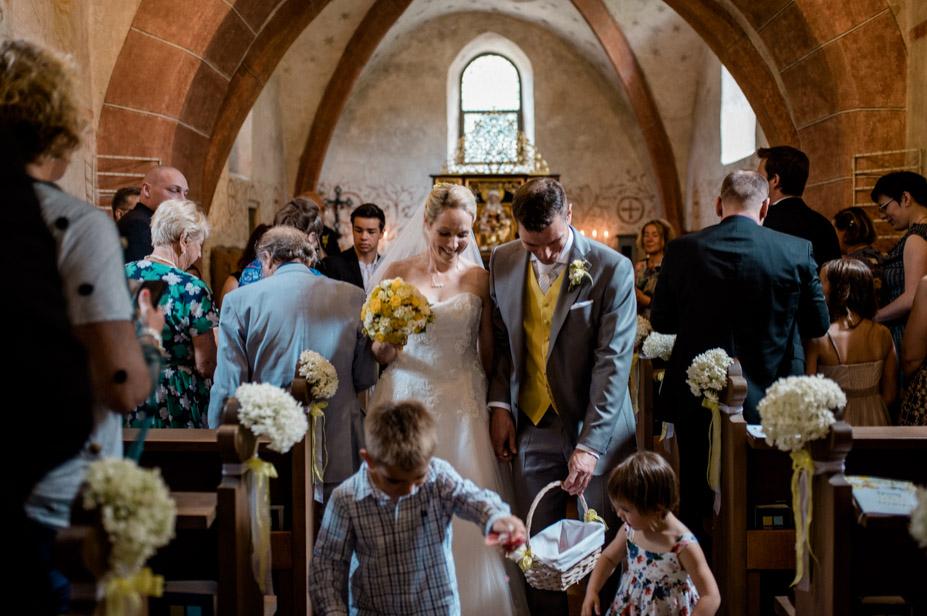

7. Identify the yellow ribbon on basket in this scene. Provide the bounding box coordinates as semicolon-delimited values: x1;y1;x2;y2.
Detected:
583;508;608;530
247;456;278;592
515;547;534;572
789;448;815;587
309;401;329;483
104;567;164;616
702;398;722;491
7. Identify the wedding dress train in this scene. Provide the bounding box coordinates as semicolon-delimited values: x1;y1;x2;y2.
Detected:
369;292;528;615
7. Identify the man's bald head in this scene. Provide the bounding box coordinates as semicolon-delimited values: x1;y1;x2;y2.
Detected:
716;170;770;223
141;165;189;210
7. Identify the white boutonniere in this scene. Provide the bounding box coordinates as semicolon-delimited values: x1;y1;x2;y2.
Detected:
568;259;593;290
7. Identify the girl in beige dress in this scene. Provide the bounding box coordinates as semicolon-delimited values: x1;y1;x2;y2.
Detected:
806;258;898;425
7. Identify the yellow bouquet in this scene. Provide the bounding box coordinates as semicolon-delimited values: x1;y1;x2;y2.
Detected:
361;277;434;346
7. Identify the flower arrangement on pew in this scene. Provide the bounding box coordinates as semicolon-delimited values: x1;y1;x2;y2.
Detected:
297;349;339;483
641;331;675;363
361;277;434;347
82;458;176;613
635;315;652;354
235;382;308;591
758;374;846;587
908;486;927;549
686;348;733;498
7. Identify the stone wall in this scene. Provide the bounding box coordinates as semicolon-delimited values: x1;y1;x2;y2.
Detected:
316;11;657;252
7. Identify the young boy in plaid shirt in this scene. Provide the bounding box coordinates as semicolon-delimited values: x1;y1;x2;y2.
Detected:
309;399;526;615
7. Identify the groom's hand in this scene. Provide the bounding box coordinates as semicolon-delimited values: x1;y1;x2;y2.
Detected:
490;407;517;462
562;450;597;495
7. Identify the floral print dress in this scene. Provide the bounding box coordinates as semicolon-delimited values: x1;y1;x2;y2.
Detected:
606;527;700;616
125;260;219;428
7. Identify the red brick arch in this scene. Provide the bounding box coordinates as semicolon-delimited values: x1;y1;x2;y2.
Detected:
664;0;907;215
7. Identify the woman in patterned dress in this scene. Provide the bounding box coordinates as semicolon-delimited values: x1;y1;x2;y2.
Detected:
899;276;927;425
872;172;927;374
126;199;219;428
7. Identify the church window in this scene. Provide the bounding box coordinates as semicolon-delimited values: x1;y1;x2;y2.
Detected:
720;65;757;165
459;54;522;164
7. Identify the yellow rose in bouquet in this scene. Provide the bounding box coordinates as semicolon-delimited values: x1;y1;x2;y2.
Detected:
361;277;435;347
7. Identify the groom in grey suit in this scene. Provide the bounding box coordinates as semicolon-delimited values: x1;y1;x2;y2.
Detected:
208;227;377;502
488;178;637;614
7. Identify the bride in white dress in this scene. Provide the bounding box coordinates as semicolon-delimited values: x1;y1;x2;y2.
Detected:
369;184;528;615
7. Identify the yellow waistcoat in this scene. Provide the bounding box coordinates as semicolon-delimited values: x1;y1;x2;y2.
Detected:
519;263;566;425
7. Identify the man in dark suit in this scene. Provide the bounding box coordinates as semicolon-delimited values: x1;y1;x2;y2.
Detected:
118;165;189;262
757;145;841;270
321;202;384;291
651;170;830;542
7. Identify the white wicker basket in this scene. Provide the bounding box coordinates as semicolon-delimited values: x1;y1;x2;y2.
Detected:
521;481;605;591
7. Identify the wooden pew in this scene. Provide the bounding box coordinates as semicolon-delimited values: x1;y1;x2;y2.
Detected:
715;413;927;616
788;424;927;615
125;401;312;615
635;356;681;476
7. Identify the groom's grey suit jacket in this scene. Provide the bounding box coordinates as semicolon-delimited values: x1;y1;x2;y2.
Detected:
488;228;637;474
208;262;377;484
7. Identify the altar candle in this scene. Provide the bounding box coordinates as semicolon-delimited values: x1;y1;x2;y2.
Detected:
592;229;598;238
604;230;609;239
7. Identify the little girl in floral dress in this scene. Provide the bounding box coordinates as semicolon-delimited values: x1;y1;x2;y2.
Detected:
582;452;720;616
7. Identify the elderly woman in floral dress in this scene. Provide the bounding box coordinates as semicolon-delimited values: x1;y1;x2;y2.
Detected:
126;199;218;428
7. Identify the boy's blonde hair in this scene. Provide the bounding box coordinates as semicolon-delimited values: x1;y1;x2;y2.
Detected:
364;400;437;471
607;451;679;518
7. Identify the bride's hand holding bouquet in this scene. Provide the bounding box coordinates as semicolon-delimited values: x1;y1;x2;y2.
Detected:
363;277;434;362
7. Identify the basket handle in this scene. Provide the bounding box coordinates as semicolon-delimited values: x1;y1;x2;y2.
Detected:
525;481;590;550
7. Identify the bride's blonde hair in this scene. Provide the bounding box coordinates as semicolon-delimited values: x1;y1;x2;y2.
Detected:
425;184;477;225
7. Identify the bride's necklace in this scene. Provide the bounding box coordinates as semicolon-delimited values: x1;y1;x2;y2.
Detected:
428;257;459;289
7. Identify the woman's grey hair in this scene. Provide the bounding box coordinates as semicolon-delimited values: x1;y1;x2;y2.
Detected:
151;199;210;247
257;226;318;268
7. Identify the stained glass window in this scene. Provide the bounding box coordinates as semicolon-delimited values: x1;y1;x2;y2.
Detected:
460;54;522;164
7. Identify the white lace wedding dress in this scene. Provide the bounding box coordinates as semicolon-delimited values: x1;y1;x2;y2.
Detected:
369;292;528;615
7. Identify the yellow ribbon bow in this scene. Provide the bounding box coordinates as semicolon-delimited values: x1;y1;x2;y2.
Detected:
309;401;329;483
247;456;277;592
584;508;608;530
104;567;164;616
702;398;721;491
789;448;816;587
516;548;533;572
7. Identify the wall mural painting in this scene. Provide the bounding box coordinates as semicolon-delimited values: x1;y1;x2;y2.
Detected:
565;169;656;246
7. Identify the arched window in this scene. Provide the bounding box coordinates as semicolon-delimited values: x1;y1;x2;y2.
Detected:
460;54;521;164
720;65;757;165
446;33;535;168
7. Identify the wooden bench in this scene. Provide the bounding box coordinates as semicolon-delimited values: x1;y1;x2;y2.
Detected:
714;414;927;616
634;356;680;474
124;405;312;615
788;424;927;615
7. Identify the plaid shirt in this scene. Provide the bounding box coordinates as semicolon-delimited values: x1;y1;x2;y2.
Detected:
309;458;510;615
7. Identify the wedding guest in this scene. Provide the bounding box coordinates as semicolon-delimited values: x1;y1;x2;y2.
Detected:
899;276;927;425
872;172;927;369
805;259;897;426
238;197;323;287
125;199;218;428
209;227;376;502
832;206;883;271
309;399;526;615
2;39;160;612
111;185;140;221
322;202;385;291
757;145;841;269
651;170;829;545
217;223;269;308
634;218;674;317
118;164;189;262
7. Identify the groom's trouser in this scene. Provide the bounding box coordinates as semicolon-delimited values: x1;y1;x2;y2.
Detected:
513;408;620;616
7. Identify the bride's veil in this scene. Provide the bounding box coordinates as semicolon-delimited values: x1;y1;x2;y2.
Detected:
369;198;484;290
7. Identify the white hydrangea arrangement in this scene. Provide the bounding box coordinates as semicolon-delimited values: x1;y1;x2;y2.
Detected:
635;316;652;351
758;375;846;452
909;486;927;549
686;348;733;403
82;458;176;579
236;382;308;454
298;350;339;399
641;332;675;361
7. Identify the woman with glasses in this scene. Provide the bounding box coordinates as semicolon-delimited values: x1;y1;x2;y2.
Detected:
871;171;927;382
